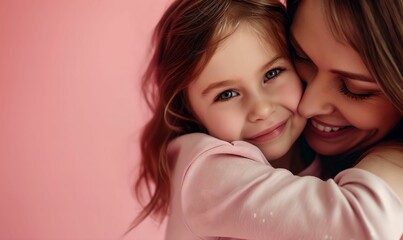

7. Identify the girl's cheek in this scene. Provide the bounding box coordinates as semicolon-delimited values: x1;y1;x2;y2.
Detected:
207;115;241;142
280;77;303;112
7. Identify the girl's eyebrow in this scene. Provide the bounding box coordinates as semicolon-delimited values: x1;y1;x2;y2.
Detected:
260;55;284;72
201;79;237;95
201;56;284;96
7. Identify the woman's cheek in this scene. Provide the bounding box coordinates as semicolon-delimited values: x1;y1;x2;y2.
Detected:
342;103;401;131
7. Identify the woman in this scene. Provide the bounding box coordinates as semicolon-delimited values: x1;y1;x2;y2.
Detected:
287;0;402;193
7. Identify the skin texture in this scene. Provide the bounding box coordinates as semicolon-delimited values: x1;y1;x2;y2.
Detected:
290;0;401;156
187;23;306;162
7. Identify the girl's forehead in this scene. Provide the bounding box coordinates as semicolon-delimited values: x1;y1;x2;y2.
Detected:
216;21;285;52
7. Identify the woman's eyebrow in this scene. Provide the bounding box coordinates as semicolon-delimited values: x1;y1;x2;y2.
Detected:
289;33;373;83
330;70;374;82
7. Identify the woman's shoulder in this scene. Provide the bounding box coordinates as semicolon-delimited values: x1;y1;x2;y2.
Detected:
355;141;403;203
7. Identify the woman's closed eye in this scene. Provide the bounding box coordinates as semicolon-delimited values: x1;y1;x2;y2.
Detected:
339;81;373;100
214;89;239;102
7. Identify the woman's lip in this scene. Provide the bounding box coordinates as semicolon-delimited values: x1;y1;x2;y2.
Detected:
311;118;347;128
246;120;287;142
307;119;353;139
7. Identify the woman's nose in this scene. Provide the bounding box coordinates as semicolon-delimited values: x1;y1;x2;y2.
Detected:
298;75;335;118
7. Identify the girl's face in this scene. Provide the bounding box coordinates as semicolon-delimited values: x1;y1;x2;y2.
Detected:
290;0;402;156
187;24;306;161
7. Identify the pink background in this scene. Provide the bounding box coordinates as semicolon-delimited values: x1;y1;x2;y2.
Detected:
0;0;169;239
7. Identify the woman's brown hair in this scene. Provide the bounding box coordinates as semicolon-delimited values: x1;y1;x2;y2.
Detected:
130;0;289;231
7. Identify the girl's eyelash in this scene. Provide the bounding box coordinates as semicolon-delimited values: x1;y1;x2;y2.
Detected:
213;67;286;103
214;89;239;102
339;82;372;100
264;68;284;81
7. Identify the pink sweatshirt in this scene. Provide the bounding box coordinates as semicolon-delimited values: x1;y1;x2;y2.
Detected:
164;133;403;240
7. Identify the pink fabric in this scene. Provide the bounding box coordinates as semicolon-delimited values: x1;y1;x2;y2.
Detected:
165;133;403;240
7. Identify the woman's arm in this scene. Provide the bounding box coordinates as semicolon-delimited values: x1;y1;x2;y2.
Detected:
172;133;403;240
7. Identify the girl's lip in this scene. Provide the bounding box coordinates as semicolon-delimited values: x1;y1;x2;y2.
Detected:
246;120;287;143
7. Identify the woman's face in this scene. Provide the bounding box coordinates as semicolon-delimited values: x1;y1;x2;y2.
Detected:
290;0;401;156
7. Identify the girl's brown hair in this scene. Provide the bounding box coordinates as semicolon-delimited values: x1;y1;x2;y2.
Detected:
130;0;288;230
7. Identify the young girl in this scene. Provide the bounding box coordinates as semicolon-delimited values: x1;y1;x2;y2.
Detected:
132;0;403;239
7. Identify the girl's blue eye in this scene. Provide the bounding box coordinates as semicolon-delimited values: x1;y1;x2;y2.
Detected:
214;90;239;102
265;68;282;81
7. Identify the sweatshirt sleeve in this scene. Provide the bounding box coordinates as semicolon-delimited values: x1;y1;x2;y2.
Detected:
170;133;403;240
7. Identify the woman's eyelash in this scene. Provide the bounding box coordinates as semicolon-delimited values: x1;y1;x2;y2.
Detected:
339;82;372;100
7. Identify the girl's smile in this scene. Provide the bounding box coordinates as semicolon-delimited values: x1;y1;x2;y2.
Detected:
245;119;288;144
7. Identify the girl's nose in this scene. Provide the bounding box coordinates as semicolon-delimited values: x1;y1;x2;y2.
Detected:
298;75;335;118
248;98;275;122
